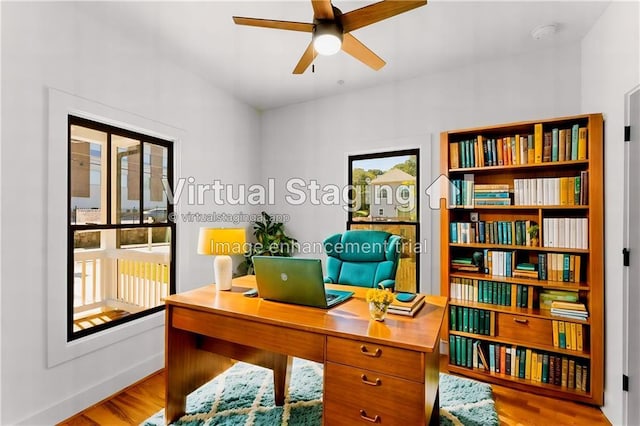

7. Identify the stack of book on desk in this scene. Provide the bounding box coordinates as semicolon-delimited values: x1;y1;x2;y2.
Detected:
550;301;588;320
388;294;425;317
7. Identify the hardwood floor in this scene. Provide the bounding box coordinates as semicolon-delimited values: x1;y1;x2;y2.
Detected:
59;356;611;425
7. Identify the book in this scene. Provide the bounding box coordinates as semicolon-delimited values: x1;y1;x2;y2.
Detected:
578;127;588;160
543;131;552;162
450;143;460;168
534;123;543;163
388;296;425;317
477;342;489;371
568;359;575;389
551;301;587;311
390;293;425;311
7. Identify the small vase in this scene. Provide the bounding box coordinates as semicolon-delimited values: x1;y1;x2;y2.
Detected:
369;302;389;322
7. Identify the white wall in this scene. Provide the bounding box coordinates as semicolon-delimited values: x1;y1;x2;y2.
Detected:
261;43;582;295
1;3;260;424
581;2;640;425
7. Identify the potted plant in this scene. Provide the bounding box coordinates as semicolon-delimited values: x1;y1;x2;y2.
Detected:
365;287;394;321
243;212;297;274
528;224;540;247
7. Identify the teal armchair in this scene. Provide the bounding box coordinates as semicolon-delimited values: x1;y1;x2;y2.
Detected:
323;230;402;290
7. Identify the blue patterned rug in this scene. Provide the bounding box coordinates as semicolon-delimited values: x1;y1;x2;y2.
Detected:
143;359;497;426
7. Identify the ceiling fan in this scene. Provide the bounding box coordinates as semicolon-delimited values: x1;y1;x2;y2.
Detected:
233;0;427;74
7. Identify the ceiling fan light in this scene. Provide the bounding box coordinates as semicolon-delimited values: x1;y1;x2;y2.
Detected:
313;22;342;56
314;34;341;55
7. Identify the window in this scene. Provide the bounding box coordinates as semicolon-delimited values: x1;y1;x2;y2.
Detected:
68;115;175;341
348;149;419;292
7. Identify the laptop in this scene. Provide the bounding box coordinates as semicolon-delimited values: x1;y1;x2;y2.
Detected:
253;256;354;308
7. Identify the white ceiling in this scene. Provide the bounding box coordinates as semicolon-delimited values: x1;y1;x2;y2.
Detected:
76;1;610;111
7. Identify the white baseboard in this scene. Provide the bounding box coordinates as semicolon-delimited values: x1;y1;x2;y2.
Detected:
17;353;163;425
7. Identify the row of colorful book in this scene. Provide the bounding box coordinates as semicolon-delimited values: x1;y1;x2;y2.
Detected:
552;320;587;352
450;220;536;246
449;305;496;336
514;173;588;206
485;250;516;277
450;277;530;308
539;125;588;163
542;217;589;250
537;253;582;283
449;336;589;391
449;178;475;208
448;123;587;169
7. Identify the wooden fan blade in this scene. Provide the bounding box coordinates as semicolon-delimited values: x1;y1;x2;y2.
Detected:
293;42;318;74
341;0;427;33
311;0;334;20
341;33;386;70
233;16;314;32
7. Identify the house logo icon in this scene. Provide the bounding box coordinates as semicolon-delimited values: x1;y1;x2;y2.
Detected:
424;174;460;210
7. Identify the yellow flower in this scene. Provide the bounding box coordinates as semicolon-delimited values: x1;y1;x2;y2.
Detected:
366;288;394;305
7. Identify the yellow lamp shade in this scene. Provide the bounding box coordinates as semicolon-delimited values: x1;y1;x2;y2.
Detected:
197;228;246;256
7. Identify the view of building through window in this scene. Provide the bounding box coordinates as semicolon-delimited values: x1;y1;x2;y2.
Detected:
69;115;175;340
348;150;419;293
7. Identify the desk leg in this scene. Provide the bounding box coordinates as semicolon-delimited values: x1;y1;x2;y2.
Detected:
271;354;293;406
424;348;440;426
429;389;440;426
165;309;233;424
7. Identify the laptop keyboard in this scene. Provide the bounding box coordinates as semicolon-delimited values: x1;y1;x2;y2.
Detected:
326;293;339;302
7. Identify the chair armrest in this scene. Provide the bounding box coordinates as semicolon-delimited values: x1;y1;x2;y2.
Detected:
377;279;395;290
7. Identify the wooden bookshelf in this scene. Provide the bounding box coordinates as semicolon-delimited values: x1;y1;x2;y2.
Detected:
440;114;604;405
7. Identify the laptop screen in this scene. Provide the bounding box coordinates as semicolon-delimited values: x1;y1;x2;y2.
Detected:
253;256;352;308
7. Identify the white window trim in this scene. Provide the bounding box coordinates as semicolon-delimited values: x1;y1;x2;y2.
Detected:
47;88;183;367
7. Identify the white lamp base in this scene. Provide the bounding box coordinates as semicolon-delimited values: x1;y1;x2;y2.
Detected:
214;255;233;291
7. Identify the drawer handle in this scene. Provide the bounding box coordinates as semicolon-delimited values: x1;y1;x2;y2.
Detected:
359;410;381;423
514;318;529;324
360;374;382;386
360;345;382;358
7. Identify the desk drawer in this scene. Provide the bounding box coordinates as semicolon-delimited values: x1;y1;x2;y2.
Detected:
326;336;423;382
171;306;324;362
324;362;425;426
498;313;553;347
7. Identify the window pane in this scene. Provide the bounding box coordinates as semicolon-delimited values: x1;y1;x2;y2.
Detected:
72;227;171;334
350;154;417;222
72;229;107;332
143;142;168;223
350;223;417;293
112;135;141;224
70;125;107;225
118;226;172;249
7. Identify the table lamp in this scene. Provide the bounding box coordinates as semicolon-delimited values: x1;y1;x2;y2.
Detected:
198;227;246;291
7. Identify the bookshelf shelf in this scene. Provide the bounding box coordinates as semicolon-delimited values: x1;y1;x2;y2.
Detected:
441;113;604;405
447;365;595;404
449;159;589;173
453;205;589;210
448;299;591;325
449;242;589;254
448;330;591;359
449;271;591;291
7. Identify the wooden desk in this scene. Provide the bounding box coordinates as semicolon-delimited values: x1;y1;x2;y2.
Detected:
165;275;447;425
